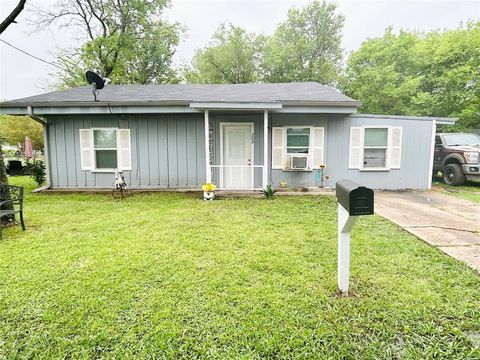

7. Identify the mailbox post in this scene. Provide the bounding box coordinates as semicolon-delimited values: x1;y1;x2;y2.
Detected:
336;180;374;294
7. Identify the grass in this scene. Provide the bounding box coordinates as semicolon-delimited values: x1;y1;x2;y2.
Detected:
432;173;480;204
1;177;479;359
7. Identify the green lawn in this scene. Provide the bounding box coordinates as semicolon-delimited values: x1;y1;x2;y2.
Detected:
1;177;479;359
432;174;480;204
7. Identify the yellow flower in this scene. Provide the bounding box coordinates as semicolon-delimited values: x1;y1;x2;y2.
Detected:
202;183;217;192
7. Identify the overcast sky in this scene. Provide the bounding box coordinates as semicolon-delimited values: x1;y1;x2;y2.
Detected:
0;0;479;100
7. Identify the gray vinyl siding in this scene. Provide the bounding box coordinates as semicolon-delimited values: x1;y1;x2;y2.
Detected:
46;112;433;190
270;114;433;190
46;114;206;189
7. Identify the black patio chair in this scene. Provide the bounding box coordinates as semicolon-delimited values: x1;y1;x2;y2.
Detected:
0;184;25;239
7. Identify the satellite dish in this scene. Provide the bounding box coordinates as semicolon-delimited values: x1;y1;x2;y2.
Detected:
85;70;106;101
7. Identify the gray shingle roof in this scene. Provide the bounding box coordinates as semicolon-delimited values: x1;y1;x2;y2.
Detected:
1;82;359;107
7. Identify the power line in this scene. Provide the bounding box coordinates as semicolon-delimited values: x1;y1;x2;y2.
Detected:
0;38;65;71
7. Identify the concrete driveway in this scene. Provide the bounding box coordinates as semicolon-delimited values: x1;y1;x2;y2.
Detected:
375;191;480;273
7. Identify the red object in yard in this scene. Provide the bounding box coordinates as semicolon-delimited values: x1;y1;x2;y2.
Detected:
23;136;33;159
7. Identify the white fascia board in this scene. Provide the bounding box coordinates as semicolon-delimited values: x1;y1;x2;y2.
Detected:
190;102;282;110
277;106;358;114
7;105;202;115
0;107;29;115
435;118;457;125
351;113;457;124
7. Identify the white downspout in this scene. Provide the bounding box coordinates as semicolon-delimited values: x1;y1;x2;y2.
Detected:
27;106;51;192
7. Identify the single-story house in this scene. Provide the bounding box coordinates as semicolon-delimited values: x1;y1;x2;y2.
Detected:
0;82;455;190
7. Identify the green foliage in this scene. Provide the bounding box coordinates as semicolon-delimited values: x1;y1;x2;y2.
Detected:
342;22;480;130
1;176;479;357
184;23;263;84
261;184;277;199
261;0;344;85
184;1;344;86
37;0;183;86
0;115;43;150
26;160;46;187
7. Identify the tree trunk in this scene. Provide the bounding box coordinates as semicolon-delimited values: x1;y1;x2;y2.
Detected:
0;144;14;225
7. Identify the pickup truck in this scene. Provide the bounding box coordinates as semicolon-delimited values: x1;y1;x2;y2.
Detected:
434;133;480;185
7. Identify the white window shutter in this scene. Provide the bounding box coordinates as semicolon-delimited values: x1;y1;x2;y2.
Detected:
272;127;284;169
311;127;325;169
117;129;132;171
349;127;363;169
389;127;403;169
79;129;93;170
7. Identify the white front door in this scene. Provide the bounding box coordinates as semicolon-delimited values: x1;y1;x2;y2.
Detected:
221;123;254;189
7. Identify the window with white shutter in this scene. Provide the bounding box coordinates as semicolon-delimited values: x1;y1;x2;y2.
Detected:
349;126;403;170
79;128;131;172
272;126;325;170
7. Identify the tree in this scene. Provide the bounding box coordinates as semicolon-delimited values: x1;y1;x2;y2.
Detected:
184;23;263;84
341;28;427;116
342;22;480;130
0;0;27;34
35;0;183;86
0;145;8;185
0;0;28;222
0;143;14;225
418;22;480;130
0;115;43;150
260;0;344;85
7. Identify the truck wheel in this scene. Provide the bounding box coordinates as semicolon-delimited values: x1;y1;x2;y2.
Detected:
443;164;466;186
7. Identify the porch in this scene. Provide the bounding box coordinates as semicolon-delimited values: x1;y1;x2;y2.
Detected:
203;109;270;190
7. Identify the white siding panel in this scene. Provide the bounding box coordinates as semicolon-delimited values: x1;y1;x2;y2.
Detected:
48;115;205;189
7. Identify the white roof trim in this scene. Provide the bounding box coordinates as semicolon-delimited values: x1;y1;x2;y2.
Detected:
189;102;283;110
351;113;456;124
278;106;358;114
0;105;201;115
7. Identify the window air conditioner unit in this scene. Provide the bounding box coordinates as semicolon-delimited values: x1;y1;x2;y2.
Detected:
290;155;309;170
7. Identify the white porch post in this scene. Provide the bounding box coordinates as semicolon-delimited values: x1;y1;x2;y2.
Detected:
204;110;211;183
263;109;269;189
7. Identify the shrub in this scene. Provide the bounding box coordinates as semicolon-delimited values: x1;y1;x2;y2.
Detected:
261;184;277;199
28;160;46;187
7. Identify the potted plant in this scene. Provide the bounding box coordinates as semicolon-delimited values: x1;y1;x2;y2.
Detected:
202;183;217;201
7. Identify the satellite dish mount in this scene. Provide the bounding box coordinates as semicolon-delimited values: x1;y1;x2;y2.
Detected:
85;70;106;102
